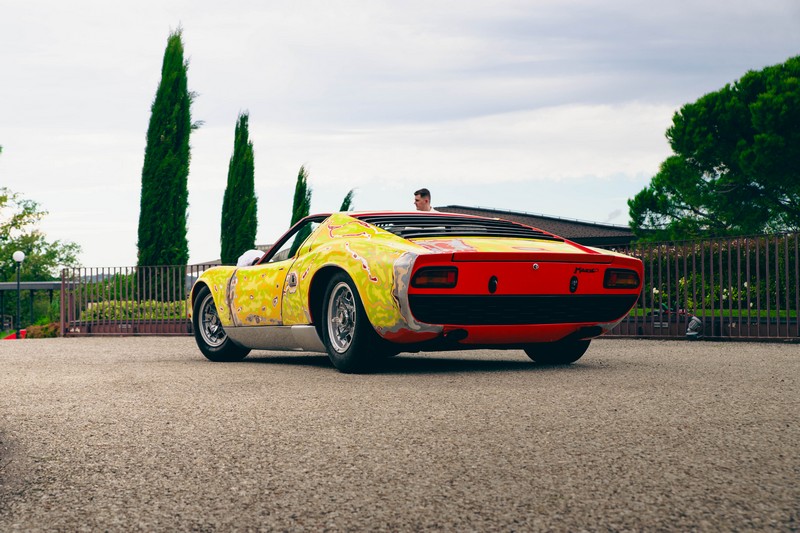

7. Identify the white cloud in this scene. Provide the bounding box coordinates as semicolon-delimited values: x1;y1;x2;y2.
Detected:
1;0;798;266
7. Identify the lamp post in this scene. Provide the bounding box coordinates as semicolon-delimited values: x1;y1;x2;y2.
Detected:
13;251;25;339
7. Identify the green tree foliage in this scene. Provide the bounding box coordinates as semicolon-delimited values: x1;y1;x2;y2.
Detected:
1;151;81;329
288;165;313;257
290;165;312;226
1;188;81;282
339;189;355;211
629;55;800;241
137;28;197;267
220;112;257;264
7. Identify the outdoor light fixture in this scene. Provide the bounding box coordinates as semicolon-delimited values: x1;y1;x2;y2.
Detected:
13;250;25;339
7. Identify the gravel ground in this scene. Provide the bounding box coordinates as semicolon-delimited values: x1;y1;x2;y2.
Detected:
0;337;797;531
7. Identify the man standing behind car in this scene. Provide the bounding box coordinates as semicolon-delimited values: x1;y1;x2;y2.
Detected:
414;188;438;212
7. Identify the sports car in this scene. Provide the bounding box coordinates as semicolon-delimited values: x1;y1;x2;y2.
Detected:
190;211;643;372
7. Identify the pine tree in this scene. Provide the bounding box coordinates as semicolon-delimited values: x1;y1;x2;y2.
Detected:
137;28;196;268
220;112;257;264
288;166;312;257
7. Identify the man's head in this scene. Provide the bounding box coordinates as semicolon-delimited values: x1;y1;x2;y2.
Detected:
414;188;432;211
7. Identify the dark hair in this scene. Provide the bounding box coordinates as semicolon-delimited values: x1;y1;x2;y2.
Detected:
414;188;431;198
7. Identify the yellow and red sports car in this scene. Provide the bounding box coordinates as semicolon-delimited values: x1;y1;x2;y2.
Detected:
191;211;643;372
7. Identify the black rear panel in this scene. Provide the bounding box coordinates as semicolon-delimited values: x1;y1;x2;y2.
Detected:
355;214;563;242
409;294;639;325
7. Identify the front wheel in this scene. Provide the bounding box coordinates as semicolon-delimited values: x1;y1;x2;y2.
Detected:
192;285;250;362
524;339;590;365
321;273;382;373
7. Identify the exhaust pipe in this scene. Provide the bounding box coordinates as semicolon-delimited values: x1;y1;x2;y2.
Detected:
444;329;468;342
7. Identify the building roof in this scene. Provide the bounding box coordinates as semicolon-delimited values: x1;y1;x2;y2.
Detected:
436;205;636;246
198;206;637;264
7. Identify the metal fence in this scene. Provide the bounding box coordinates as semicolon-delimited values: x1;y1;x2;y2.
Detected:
60;264;217;336
58;233;799;342
605;233;799;341
0;281;62;332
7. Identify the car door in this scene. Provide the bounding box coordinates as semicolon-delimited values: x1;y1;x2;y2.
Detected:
227;217;324;327
227;259;291;326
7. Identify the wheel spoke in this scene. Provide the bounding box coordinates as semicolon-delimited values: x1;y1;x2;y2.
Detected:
199;294;226;347
327;282;357;353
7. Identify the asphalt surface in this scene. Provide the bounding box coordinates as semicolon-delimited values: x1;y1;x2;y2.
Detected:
0;337;797;531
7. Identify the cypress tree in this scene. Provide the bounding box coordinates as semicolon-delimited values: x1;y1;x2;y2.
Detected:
288;166;312;257
290;165;312;226
220;112;257;264
137;28;195;268
339;189;355;211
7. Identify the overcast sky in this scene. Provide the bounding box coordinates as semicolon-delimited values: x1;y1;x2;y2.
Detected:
2;0;799;266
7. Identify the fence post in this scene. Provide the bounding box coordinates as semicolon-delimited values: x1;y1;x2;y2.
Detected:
60;269;66;337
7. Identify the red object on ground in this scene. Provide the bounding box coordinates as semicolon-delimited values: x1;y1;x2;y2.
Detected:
2;329;26;340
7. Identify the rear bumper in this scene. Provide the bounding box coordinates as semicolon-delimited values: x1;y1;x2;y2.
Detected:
379;320;623;346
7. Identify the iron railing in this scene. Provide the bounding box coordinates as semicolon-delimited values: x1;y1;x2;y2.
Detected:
60;264;217;336
58;233;799;342
0;281;62;331
604;233;799;341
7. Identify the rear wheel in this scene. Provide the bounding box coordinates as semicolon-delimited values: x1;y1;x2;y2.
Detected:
192;285;250;362
321;273;383;373
524;339;590;365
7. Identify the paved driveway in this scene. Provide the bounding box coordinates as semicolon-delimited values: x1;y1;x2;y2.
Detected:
0;337;797;531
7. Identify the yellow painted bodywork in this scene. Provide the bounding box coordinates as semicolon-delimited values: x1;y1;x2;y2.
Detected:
195;214;425;330
193;213;591;338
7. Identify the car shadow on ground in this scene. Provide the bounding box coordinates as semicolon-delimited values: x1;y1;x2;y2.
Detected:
242;352;584;375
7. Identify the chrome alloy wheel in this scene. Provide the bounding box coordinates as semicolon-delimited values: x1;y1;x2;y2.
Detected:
198;292;226;348
327;281;356;354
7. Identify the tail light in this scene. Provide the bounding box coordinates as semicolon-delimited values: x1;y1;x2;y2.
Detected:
604;268;640;289
411;267;458;288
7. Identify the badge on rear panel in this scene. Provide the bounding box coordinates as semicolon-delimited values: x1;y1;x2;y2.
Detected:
569;276;579;293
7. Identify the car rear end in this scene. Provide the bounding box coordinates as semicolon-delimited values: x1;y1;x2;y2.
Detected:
356;213;643;346
407;245;642;345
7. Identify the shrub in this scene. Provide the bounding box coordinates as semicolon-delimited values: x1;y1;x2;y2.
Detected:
25;323;59;338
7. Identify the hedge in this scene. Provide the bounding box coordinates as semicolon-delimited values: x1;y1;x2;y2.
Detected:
79;300;190;321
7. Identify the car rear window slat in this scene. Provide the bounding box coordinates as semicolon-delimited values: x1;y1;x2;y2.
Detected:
354;214;563;242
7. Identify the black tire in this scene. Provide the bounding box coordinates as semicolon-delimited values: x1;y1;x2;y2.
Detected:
192;285;250;362
320;272;383;373
524;339;590;365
